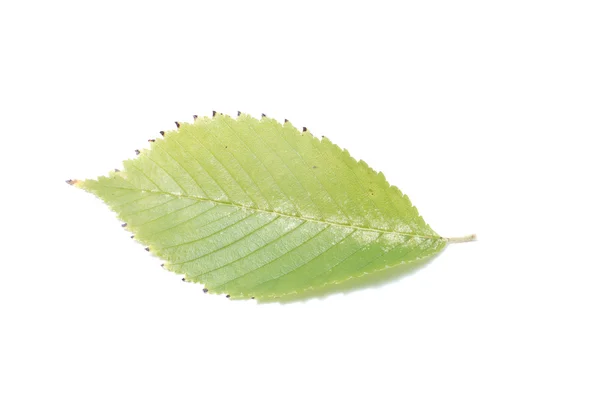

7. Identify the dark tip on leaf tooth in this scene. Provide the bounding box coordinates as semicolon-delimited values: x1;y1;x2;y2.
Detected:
145;247;150;252
193;114;198;120
175;121;181;128
65;179;78;186
130;235;134;239
251;297;255;299
302;127;307;132
148;139;155;143
203;288;208;293
284;119;289;123
121;223;127;227
161;263;164;267
226;295;230;298
114;168;120;172
159;131;165;136
261;113;266;118
135;149;140;155
212;110;217;117
237;111;241;116
182;278;186;282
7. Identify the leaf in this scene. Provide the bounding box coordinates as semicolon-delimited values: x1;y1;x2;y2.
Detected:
70;113;474;300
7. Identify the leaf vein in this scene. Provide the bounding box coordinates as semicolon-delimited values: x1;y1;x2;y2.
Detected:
146;203;222;238
141;153;188;195
153;142;208;197
222;117;302;216
98;185;441;241
245;119;326;221
190;124;270;209
279;128;353;223
214;224;330;290
132;200;204;228
121;197;177;217
162;211;257;252
176;132;235;202
194;219;307;279
176;215;281;268
248;228;358;292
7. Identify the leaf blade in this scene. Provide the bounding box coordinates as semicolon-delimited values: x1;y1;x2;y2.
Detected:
76;113;446;299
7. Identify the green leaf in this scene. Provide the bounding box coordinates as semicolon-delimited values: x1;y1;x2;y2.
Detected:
70;113;474;300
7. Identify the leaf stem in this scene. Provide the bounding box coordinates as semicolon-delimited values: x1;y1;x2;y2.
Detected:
444;234;477;243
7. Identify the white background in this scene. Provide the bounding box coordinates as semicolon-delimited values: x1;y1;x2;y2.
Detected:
1;1;599;395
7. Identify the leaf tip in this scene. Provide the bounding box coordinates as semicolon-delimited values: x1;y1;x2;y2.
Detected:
66;179;81;186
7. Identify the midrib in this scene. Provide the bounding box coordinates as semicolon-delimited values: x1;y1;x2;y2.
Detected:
110;185;442;241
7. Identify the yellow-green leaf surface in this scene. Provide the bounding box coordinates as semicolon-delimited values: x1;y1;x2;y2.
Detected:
72;113;470;300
